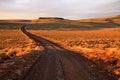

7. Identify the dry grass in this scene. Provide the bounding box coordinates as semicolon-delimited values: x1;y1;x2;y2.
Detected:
30;28;120;77
78;15;120;24
0;30;42;61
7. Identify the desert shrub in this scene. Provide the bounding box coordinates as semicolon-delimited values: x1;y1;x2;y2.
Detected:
7;50;17;57
0;52;9;61
0;50;17;62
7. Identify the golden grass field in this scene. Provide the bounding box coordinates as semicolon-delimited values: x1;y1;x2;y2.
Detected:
78;15;120;24
30;28;120;76
0;30;41;61
0;15;120;79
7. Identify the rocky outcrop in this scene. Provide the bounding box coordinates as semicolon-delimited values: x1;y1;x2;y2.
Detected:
38;17;64;20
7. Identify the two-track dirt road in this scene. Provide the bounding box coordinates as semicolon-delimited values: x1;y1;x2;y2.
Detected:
21;25;116;80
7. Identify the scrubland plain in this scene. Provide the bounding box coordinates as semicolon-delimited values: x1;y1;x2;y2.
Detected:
0;15;120;79
30;27;120;78
0;30;41;61
0;29;43;79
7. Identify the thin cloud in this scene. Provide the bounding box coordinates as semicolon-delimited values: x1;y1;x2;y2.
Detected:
0;0;119;19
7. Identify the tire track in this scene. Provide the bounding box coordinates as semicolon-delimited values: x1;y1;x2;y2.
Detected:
21;25;65;80
21;25;117;80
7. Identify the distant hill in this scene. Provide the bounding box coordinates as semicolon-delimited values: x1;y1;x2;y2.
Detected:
0;15;120;30
32;17;66;23
27;15;120;30
78;15;120;24
39;17;64;20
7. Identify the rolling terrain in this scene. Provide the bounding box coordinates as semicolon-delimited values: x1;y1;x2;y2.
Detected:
30;28;120;78
0;15;120;80
0;15;120;30
20;25;116;80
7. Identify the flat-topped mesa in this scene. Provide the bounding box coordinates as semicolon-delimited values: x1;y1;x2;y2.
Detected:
38;17;64;20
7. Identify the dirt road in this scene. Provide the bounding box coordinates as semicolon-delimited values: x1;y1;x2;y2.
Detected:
21;25;116;80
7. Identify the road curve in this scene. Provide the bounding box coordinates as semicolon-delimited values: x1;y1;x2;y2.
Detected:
21;25;117;80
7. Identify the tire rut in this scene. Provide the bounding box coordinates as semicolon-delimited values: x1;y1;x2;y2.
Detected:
21;26;65;80
21;25;117;80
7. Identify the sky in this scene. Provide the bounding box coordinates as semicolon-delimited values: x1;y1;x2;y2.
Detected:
0;0;120;20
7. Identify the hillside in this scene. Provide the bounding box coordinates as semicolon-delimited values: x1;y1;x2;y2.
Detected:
0;15;120;30
78;15;120;24
28;16;120;30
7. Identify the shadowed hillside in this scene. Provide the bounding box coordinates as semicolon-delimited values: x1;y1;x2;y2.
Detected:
0;20;31;23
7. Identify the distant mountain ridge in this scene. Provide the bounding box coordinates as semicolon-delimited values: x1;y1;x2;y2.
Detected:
0;15;120;26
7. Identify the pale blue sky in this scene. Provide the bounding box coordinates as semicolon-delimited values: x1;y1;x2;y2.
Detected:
0;0;120;19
